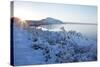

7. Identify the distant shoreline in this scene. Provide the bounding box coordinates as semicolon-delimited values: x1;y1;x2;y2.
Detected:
41;23;97;25
63;22;97;25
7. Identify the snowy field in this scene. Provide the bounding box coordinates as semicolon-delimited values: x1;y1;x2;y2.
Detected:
13;23;97;66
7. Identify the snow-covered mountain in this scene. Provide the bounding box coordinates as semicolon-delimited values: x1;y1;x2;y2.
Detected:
12;16;97;66
41;17;63;24
26;17;63;27
13;22;97;66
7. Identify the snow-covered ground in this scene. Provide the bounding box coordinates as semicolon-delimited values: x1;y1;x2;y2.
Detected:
13;23;97;66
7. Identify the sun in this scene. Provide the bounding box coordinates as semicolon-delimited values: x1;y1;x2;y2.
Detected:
11;16;28;28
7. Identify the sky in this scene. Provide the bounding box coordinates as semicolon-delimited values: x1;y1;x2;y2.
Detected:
12;1;97;24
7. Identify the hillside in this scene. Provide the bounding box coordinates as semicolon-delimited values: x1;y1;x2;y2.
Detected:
13;22;97;66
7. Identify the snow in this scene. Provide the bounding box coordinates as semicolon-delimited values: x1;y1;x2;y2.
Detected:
13;25;46;65
36;26;48;31
13;22;97;66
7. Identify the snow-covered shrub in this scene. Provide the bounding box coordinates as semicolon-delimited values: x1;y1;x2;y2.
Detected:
30;28;97;63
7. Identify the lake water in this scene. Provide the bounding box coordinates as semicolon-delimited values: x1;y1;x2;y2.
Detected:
42;24;97;40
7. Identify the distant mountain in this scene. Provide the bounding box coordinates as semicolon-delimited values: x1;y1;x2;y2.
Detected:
26;17;63;26
41;17;63;24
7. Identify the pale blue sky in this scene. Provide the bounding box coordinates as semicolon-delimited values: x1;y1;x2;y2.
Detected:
13;1;97;23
